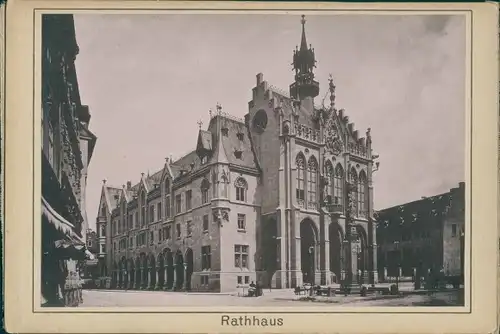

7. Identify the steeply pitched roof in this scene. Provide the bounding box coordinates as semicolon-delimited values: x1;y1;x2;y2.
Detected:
103;185;121;212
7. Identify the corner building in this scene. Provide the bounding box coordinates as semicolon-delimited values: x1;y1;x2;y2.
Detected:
96;16;379;292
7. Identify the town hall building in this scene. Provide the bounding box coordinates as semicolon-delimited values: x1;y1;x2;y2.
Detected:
96;16;379;292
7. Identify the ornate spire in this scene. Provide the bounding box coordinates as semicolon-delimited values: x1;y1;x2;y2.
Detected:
290;15;320;100
329;74;336;109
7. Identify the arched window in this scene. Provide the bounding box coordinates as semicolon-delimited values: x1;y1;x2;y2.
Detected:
165;178;170;194
101;205;106;217
324;161;333;203
141;191;146;227
235;177;248;202
350;168;358;216
221;174;229;198
307;157;318;209
296;154;306;204
358;171;368;218
334;164;344;208
201;179;210;204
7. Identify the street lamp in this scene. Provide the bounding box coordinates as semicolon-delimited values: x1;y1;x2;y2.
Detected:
394;240;400;292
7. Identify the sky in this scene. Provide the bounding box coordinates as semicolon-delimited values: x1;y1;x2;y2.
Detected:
72;13;466;231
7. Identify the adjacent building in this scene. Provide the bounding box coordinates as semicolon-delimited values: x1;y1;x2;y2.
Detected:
97;15;379;292
376;182;465;282
41;14;97;306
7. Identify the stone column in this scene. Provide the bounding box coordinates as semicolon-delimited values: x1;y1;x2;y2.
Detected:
155;268;162;290
184;267;190;291
163;266;170;290
128;271;133;289
147;269;152;290
139;269;145;290
319;215;331;286
171;264;177;291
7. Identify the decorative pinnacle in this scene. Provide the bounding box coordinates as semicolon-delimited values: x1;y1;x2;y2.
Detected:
301;14;306;26
102;179;107;184
197;120;203;129
216;102;222;114
209;109;212;118
165;157;169;163
329;74;336;108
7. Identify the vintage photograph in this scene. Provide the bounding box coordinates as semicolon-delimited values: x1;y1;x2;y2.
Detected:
40;12;468;309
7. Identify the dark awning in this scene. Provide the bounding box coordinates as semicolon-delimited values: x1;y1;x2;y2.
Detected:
42;196;88;259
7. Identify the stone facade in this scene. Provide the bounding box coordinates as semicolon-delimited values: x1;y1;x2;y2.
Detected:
97;15;379;292
376;182;465;281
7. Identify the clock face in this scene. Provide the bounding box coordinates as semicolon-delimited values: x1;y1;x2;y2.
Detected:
253;109;268;133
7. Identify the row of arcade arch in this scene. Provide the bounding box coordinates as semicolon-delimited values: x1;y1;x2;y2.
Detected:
110;248;194;291
262;218;371;286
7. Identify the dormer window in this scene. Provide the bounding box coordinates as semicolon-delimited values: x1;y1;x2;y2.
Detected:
234;150;243;160
236;132;244;141
201;156;208;165
221;128;229;137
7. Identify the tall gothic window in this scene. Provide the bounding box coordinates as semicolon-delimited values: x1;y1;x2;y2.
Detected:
141;191;146;227
201;179;210;204
296;154;305;203
165;178;171;219
358;171;368;218
350;169;359;216
235;177;248;202
324;161;333;203
307;157;318;208
334;164;344;208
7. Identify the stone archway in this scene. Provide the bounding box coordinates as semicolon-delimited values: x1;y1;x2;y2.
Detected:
163;248;174;290
185;248;194;291
262;218;278;288
329;222;344;283
300;219;319;285
156;253;164;290
356;225;369;284
147;253;156;290
174;250;184;291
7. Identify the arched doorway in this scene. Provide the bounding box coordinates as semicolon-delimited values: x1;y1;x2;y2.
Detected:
185;249;193;291
262;218;278;288
164;248;174;290
156;253;164;290
356;225;369;284
329;222;344;283
148;253;156;290
174;250;184;291
300;219;318;285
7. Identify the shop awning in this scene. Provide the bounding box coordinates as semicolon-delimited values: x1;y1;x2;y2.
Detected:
42;196;76;236
42;196;88;259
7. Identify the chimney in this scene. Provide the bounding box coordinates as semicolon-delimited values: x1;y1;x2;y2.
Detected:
127;181;131;190
256;73;263;86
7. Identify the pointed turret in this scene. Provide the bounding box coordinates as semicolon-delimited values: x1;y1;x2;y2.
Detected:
290;15;320;100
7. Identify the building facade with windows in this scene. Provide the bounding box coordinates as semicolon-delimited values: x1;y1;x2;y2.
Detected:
41;14;97;305
97;16;379;292
376;182;465;283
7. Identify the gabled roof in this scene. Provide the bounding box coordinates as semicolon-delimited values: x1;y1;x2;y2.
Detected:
101;184;121;213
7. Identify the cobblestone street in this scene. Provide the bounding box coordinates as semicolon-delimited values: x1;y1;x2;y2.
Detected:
80;289;464;308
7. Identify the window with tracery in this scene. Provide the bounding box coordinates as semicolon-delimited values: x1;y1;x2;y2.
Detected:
358;172;368;218
350;169;359;216
141;191;146;227
296;154;305;203
201;179;210;204
324;161;334;202
235;177;247;202
334;165;344;208
307;157;318;208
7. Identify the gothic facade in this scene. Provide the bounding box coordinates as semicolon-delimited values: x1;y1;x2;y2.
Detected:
97;16;379;292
